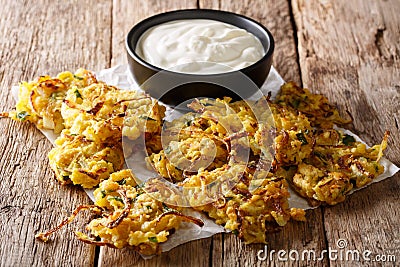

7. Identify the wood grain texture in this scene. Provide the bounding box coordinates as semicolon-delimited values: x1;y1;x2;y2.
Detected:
292;0;400;265
0;0;112;266
110;0;198;66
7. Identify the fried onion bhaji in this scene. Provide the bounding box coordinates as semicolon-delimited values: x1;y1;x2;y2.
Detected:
61;81;165;143
291;130;389;205
36;169;204;255
4;69;165;188
268;102;313;165
48;130;124;188
275;82;351;128
5;68;97;133
273;83;388;205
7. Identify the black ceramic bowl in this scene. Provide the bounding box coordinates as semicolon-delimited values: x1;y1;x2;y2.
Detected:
126;9;274;106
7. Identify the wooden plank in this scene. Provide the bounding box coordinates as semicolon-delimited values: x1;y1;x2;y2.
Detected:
198;1;328;266
292;0;400;265
0;0;112;266
98;1;207;266
110;0;198;66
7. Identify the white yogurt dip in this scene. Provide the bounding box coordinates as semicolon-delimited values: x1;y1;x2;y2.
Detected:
135;19;265;74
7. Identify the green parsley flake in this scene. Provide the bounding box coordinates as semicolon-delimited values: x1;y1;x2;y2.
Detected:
148;236;158;243
16;111;30;121
74;89;82;98
342;134;356;146
296;132;308;145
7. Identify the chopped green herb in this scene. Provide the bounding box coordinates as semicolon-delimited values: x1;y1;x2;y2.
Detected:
292;98;301;109
62;175;70;181
185;120;192;127
108;196;123;203
282;165;291;171
135;183;145;189
73;74;84;80
304;129;310;135
100;190;106;198
296;132;308;145
139;115;156;121
16;111;30;122
51;91;64;100
162;203;175;212
117;179;126;185
373;163;380;173
164;146;172;154
132;192;143;202
148;236;158;243
232;229;239;235
146;205;152;209
74;89;82;98
342;134;356;146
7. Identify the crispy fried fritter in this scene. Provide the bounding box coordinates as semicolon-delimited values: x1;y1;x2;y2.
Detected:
290;130;388;205
8;69;97;133
62;81;165;143
147;134;229;182
146;97;305;243
48;130;124;188
7;69;166;189
147;98;264;183
276;82;351;128
181;166;293;244
37;169;204;255
88;170;203;255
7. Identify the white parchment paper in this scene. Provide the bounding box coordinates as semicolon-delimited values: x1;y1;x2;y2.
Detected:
11;65;399;256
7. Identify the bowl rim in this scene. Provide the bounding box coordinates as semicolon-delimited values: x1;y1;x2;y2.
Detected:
125;8;274;77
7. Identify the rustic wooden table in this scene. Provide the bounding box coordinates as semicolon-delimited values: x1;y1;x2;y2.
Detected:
0;0;399;266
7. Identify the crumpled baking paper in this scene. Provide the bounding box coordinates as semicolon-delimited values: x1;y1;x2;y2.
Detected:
11;65;399;257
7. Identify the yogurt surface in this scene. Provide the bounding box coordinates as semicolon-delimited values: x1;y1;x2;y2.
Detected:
135;19;265;74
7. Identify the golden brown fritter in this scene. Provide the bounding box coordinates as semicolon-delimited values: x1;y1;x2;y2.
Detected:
7;68;97;133
48;130;124;188
275;82;351;128
289;130;388;205
36;169;203;255
7;69;165;189
181;166;295;244
61;81;165;143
